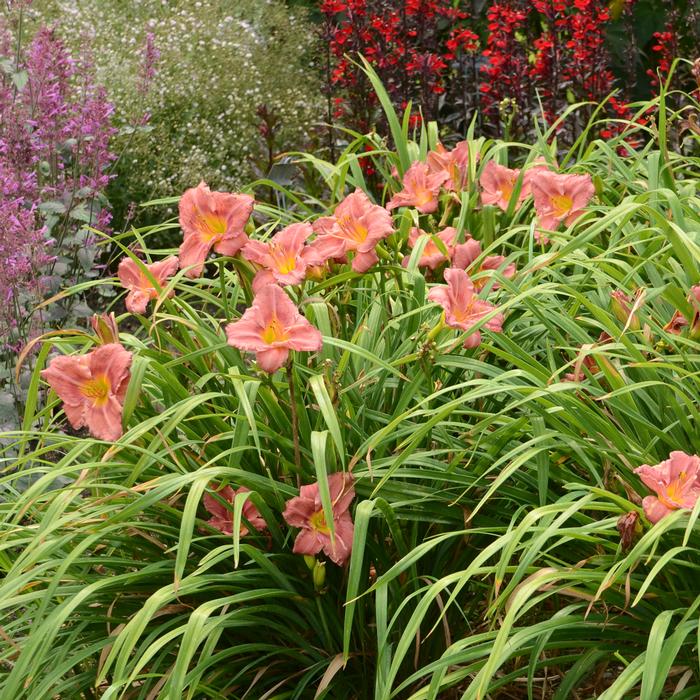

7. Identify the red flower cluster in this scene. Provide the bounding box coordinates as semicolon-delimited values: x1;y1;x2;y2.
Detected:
563;0;615;101
479;1;531;128
443;28;480;60
320;0;470;132
321;0;694;148
482;0;634;138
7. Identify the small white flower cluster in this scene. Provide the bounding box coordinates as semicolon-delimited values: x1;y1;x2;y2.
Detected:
30;0;323;209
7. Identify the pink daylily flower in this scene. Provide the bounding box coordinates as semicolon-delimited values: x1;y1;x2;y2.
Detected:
480;160;530;211
41;343;132;441
453;237;516;290
635;451;700;524
427;268;504;348
387;161;444;214
242;222;315;291
402;226;458;270
203;484;267;536
178;181;254;278
311;189;394;273
530;170;594;232
426;140;471;192
225;284;322;373
117;256;179;314
282;472;355;566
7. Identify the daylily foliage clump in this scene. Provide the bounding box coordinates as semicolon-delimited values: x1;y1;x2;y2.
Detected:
4;72;700;699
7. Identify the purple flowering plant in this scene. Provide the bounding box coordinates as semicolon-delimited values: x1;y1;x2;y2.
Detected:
0;3;116;420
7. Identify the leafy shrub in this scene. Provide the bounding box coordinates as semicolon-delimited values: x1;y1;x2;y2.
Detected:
30;0;324;226
3;66;700;698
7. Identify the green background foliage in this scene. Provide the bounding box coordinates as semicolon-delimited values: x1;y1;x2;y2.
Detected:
27;0;323;226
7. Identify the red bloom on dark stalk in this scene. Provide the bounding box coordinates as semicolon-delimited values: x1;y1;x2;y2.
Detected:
479;1;531;126
646;26;677;90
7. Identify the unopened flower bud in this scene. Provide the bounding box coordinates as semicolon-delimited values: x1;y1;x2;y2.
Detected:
313;560;326;591
303;555;316;571
610;290;640;331
90;313;119;345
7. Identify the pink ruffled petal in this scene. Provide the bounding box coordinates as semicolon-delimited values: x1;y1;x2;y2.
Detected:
214;232;249;257
453;239;481;270
351;249;378;273
251;269;277;295
292;528;322;557
85;395;124;441
283;494;316;528
125;289;151;315
117;257;142;288
642;496;673;524
255;347;289;373
179;235;214;279
225;314;267;352
89;344;132;394
41;354;91;406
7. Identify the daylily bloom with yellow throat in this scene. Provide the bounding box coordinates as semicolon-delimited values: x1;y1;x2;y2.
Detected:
426;140;471;192
282;472;355;566
635;451;700;524
387;161;444;214
225;284;322;373
41;343;132;441
480;160;530;211
311;189;394;273
427;268;504;348
242;222;316;292
178;181;254;278
117;256;179;314
530;170;594;232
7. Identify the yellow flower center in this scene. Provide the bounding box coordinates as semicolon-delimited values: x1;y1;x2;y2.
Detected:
309;510;331;535
500;183;513;201
551;194;573;218
659;471;688;509
260;316;289;345
197;212;228;241
339;216;368;243
415;188;434;207
270;245;297;275
424;240;440;256
452;304;473;324
80;374;111;407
